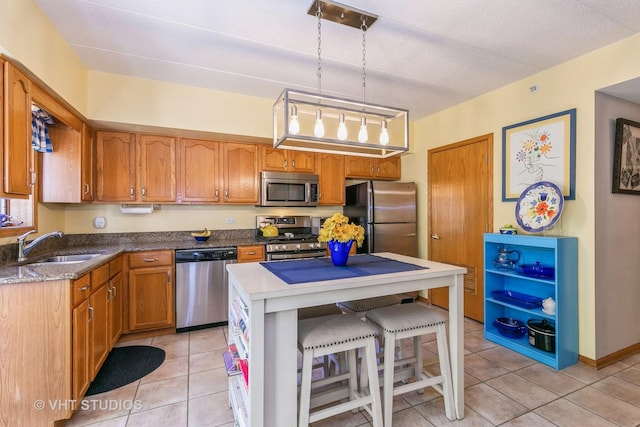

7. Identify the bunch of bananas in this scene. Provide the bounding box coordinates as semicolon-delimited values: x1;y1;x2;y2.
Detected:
191;228;211;237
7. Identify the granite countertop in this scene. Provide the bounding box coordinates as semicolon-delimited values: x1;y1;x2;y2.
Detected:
0;233;263;285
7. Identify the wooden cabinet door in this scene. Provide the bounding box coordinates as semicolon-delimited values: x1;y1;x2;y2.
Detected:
96;131;136;201
261;146;288;171
375;157;401;180
138;134;176;202
3;63;32;197
81;123;94;201
344;156;374;178
40;124;82;202
89;282;109;378
108;271;123;348
261;147;316;173
221;142;259;204
72;298;90;400
177;138;220;203
128;266;174;331
288;151;317;173
318;153;345;205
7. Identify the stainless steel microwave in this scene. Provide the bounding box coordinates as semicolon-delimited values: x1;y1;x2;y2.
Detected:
260;171;319;207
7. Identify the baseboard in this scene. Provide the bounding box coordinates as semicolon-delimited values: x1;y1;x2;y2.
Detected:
118;326;176;342
580;342;640;369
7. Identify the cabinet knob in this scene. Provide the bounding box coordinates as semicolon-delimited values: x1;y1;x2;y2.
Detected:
129;186;135;198
431;234;440;240
224;189;229;199
291;160;295;169
141;186;147;198
83;183;90;195
143;258;159;262
283;160;287;169
88;306;94;322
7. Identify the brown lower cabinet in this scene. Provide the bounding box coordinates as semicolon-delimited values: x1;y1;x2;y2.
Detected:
126;250;175;332
72;274;92;401
72;256;124;401
237;245;265;263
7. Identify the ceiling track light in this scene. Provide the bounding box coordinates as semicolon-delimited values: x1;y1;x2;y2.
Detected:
273;0;409;158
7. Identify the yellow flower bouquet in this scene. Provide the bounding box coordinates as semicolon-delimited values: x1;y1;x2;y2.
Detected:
317;213;365;247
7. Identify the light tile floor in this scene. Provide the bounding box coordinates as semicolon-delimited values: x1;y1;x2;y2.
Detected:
66;310;640;427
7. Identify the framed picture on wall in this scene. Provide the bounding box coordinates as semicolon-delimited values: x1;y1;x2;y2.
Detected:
502;108;576;201
612;118;640;194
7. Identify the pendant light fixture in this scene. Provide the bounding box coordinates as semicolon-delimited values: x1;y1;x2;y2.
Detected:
357;16;368;144
273;0;409;158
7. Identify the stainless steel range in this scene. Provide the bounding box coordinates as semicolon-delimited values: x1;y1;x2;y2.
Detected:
256;215;327;260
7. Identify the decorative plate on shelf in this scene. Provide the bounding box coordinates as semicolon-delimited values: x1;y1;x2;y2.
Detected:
515;181;564;232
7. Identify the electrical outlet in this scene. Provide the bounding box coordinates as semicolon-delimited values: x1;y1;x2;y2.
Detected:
226;218;236;224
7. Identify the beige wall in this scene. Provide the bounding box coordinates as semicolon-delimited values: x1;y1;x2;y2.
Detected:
0;0;87;113
410;33;640;359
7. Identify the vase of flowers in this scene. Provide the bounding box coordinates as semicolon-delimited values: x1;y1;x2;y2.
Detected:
317;213;365;266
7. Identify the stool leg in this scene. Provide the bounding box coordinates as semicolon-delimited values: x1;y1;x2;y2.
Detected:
414;336;424;394
437;324;455;421
298;349;314;427
364;337;384;427
347;349;359;413
382;331;396;426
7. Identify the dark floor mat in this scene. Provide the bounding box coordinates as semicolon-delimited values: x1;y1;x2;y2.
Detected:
85;345;165;396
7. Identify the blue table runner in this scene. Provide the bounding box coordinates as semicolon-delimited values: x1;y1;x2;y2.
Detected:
259;254;428;285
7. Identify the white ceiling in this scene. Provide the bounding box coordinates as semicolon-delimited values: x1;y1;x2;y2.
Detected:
34;0;640;121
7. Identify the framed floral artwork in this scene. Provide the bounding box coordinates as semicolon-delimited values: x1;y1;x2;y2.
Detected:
502;108;576;201
612;118;640;194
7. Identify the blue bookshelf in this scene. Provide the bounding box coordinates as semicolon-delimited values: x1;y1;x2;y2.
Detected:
484;233;578;370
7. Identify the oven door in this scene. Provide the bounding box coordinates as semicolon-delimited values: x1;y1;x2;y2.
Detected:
267;250;327;261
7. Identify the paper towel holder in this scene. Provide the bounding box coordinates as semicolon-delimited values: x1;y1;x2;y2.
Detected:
120;204;154;214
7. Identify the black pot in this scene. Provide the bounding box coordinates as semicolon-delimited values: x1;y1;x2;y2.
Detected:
527;319;555;352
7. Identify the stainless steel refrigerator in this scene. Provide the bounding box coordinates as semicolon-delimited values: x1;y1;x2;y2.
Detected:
344;181;417;256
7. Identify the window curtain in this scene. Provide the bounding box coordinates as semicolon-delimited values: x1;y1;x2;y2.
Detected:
31;106;54;153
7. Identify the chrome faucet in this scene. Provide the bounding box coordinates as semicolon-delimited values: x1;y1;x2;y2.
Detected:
17;230;64;262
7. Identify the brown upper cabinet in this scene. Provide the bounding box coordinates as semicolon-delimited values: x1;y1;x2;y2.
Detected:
138;134;176;202
261;146;316;173
177;138;260;204
95;131;176;202
344;156;401;180
35;82;92;203
221;142;260;204
317;153;345;205
177;138;221;203
95;131;136;202
2;61;32;198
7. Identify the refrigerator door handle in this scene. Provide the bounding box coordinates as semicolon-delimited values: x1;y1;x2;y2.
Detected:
431;234;441;240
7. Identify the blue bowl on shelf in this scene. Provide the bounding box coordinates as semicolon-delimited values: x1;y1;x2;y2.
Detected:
493;317;527;338
193;235;210;242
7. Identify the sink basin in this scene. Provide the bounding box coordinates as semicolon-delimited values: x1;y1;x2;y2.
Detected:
27;253;102;265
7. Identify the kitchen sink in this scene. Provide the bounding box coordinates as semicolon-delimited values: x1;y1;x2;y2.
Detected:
26;253;102;265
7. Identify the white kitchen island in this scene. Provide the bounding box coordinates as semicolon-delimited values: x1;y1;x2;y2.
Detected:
226;252;466;427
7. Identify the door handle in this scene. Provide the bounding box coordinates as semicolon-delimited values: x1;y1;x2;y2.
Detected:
431;234;440;240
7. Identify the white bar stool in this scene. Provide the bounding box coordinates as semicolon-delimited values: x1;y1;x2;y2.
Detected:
365;303;455;426
298;314;383;427
337;295;402;319
298;304;345;377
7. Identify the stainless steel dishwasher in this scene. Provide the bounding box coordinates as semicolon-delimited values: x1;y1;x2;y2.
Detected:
175;247;237;332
